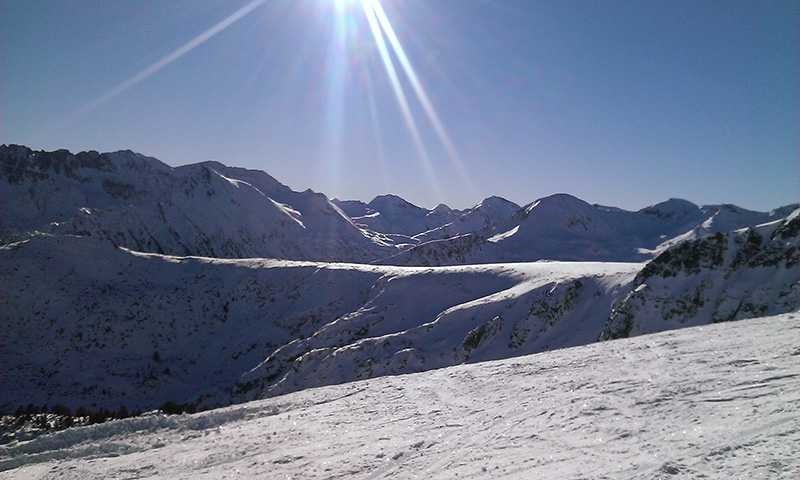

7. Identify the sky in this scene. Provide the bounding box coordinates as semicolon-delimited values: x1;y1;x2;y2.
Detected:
1;0;797;211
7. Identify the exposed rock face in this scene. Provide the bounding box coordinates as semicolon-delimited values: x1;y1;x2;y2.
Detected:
599;210;800;340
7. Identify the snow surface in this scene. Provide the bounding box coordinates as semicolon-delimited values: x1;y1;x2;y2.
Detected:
3;145;799;478
0;232;641;412
3;146;799;416
2;313;797;479
6;145;796;266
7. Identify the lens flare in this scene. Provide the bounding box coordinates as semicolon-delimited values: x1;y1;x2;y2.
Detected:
362;0;442;196
54;0;475;205
368;1;473;189
357;0;475;201
54;0;269;131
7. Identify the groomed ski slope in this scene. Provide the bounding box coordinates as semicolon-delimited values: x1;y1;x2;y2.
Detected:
3;313;797;479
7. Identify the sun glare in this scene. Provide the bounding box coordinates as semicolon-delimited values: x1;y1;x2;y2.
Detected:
56;0;269;131
332;0;475;200
60;0;475;203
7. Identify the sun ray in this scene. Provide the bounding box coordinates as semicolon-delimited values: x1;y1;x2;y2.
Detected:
50;0;473;207
52;0;270;132
362;0;442;197
369;1;475;194
321;0;351;197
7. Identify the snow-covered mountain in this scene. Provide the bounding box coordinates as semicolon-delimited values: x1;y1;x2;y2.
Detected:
383;194;798;266
0;145;390;262
235;208;800;400
4;145;795;265
3;313;797;479
232;260;641;401
600;208;800;339
3;210;797;414
412;195;524;242
333;194;463;239
0;230;641;412
1;144;798;422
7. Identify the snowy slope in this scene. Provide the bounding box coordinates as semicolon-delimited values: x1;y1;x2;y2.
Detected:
3;313;797;479
237;210;800;399
233;261;640;400
0;145;389;262
5;219;796;415
333;194;463;238
0;146;176;240
0;232;639;413
412;195;523;243
600;209;800;339
3;144;798;430
381;195;798;266
3;146;799;416
0;233;391;413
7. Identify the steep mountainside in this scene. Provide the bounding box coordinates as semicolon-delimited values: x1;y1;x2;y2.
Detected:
240;212;800;400
4;217;795;413
0;233;394;412
1;146;176;239
412;196;523;242
233;261;641;400
0;145;390;262
0;232;640;412
599;209;800;339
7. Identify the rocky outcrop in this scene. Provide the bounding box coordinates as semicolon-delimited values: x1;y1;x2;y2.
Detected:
599;210;800;340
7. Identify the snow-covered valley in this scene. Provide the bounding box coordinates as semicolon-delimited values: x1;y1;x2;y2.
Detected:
1;145;799;477
3;313;797;479
0;232;643;412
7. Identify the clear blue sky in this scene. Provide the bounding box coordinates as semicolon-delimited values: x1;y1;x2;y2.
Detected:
2;0;797;211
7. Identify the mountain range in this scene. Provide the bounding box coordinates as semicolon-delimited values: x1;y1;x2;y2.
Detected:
1;145;798;416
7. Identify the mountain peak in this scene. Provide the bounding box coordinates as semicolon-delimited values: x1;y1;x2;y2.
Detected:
431;203;452;214
477;195;515;207
640;198;699;215
368;194;422;211
525;193;592;214
471;196;521;218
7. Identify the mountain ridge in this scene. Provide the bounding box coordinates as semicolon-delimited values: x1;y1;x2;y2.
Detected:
4;145;797;265
1;144;798;417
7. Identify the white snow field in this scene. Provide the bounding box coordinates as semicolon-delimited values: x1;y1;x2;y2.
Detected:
2;313;797;479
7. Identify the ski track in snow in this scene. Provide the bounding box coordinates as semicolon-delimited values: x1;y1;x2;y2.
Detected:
3;313;797;479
